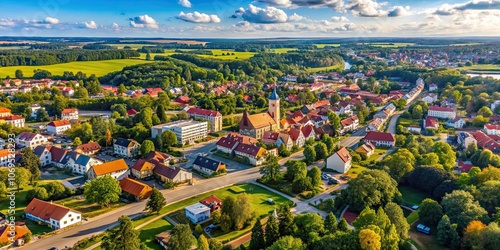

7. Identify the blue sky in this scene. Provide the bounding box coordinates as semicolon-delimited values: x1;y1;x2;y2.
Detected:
1;0;499;37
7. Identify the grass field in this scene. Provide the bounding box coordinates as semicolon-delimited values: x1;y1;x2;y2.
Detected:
363;43;415;48
0;46;30;50
306;64;344;73
138;217;173;250
198;49;256;60
0;59;154;77
459;64;500;72
398;118;420;127
270;48;297;53
346;164;367;178
55;196;127;218
315;44;341;48
399;186;430;206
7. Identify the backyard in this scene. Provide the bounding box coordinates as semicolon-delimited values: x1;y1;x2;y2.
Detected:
398;185;430;206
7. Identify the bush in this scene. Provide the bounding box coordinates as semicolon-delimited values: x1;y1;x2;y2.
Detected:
195;224;203;234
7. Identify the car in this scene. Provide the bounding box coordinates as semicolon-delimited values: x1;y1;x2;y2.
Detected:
49;247;58;250
328;179;338;185
321;174;328;180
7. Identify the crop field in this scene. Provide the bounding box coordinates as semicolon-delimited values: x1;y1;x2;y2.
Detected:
197;49;256;60
270;48;298;53
363;43;415;48
0;59;154;77
306;64;344;73
315;44;341;48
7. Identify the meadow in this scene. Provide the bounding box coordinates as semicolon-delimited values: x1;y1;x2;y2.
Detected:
0;59;154;77
363;43;415;48
459;64;500;72
314;44;341;48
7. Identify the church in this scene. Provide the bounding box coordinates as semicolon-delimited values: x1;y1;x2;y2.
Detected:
239;87;281;139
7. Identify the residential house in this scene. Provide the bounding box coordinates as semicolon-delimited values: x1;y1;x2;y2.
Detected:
0;223;31;245
113;138;141;158
175;96;190;104
340;115;359;134
15;132;47;150
239;109;279;139
454;160;473;174
61;109;78;120
485;123;500;135
126;109;138;116
355;142;376;157
367;118;385;132
277;132;293;151
193;156;226;175
30;104;44;119
47;120;71;135
473;131;500;153
429;83;438;92
422;93;438;104
288;128;305;148
185;203;211;224
234;143;268;166
441;98;457;108
427;106;456;120
491;100;500;112
24;198;81;230
75;142;101;155
363;131;396;147
119;177;153;201
131;159;156;180
216;137;240;154
144;151;173;165
34;145;66;167
153;163;192;183
326;147;352;174
457;131;477;149
424;117;439;130
447;117;465;129
0;108;11;117
186;107;223;132
151;120;208;145
1;115;25;128
407;125;422;133
0;149;12;167
72;155;103;175
87;159;129;180
301;125;316;141
199;195;222;213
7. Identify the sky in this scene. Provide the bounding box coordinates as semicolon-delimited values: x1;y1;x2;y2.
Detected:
0;0;499;38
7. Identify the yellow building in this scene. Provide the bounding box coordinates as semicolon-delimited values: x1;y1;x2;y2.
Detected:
239;87;280;139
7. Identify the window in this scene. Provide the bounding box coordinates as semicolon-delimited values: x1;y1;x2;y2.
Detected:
64;221;67;224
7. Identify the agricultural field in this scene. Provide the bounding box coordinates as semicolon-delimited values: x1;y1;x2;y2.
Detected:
270;48;298;53
362;43;415;48
315;44;341;48
0;46;30;50
306;64;344;73
459;64;500;72
0;59;154;77
197;49;256;60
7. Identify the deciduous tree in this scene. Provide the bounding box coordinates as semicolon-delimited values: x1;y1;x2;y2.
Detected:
441;190;488;230
101;215;142;250
304;146;316;165
146;188;166;214
198;235;209;250
84;175;121;207
267;236;305;250
358;229;381;250
140;140;155;157
419;198;443;226
436;215;460;249
249;220;265;250
167;224;196;250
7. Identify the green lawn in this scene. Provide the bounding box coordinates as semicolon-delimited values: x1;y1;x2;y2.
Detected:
55;196;127;218
364;148;388;163
399;186;430;206
366;43;415;48
346;164;367;178
138;217;173;250
459;64;500;72
398;118;420;127
198;50;256;60
306;64;344;73
0;59;155;78
270;48;297;53
407;210;419;224
314;44;340;48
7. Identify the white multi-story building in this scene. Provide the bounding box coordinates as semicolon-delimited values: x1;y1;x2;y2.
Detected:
47;120;72;135
61;108;79;120
16;132;48;149
326;147;352;174
422;93;438;104
1;115;25;128
427;106;456;120
485;123;500;136
185;202;211;224
151;120;208;145
113;138;141;158
186;107;223;132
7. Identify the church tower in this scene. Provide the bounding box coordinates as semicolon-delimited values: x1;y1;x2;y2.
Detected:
268;86;280;130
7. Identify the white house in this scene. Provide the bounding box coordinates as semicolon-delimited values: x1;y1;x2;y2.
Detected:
15;132;48;150
363;131;396;147
1;115;25;128
113;138;141;158
87;159;129;180
447;117;465;129
234;143;267;166
326;147;352;174
429;83;438;92
30;105;45;119
340;115;359;133
485;123;500;135
457;131;477;149
47;120;72;135
61;108;78;120
24;198;82;230
427;106;456;119
491;100;500;112
185;202;211;224
407;125;422;133
422;93;438;104
71;154;103;175
288;128;305;148
367;118;385;132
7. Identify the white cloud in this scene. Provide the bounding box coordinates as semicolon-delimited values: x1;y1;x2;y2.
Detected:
177;12;221;23
178;0;192;8
256;0;345;10
129;15;159;29
84;21;97;29
431;0;500;16
235;4;289;23
44;17;59;24
345;0;388;17
287;13;306;22
331;16;349;22
112;23;119;30
388;6;411;17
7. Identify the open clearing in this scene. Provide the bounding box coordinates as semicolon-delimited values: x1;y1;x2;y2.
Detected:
360;43;415;48
315;44;341;48
0;59;154;77
459;64;500;72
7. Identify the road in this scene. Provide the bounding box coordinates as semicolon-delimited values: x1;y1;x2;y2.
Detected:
338;126;367;149
387;91;424;134
22;131;360;250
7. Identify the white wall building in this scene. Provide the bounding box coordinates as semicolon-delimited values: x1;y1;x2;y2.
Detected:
427;106;456;119
47;120;72;135
151;120;208;145
24;198;82;230
185;202;211;224
326;147;352;174
16;132;48;150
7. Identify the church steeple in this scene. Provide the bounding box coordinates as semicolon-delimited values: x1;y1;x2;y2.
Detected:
268;86;280;130
269;86;279;101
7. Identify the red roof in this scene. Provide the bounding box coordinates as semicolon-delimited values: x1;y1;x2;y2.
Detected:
425;117;439;129
314;100;330;109
199;195;223;212
457;160;473;173
1;115;24;121
428;106;454;112
226;132;258;144
61;108;78;114
336;147;351;163
50;146;68;162
234;143;264;157
48;120;71;127
243;95;252;101
17;132;38;141
186;107;221;117
364;131;395;142
301;125;314;137
127;109;138;116
25;198;80;221
288;128;302;141
473;131;500;152
216;137;239;149
485;123;500;130
176;96;190;104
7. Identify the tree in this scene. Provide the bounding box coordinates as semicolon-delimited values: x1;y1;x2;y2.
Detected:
105;129;113;148
146;52;152;60
198;235;209;250
117;84;127;95
167;224;196;250
220;213;232;232
84;175;121;207
266;236;305;250
338;218;349;231
156;104;168;123
15;69;23;79
265;215;280;247
356;104;370;124
278;204;296;236
101;215;142;250
411;105;423;119
72;137;82;146
25;187;48;202
36;108;50;122
208;239;223;250
260;155;281;183
325;212;338;234
476;180;500;215
14;167;31;189
314;142;328;161
436;215;460;249
463;220;487;249
441;190;488;230
358;229;381;250
232;193;254;230
432;142;456;171
478;106;493;118
140;140;155;157
477;166;500;183
330;94;341;104
22;232;32;244
323;136;335;154
292;176;311;193
46;181;66;199
307;166;322;188
384;202;409;241
285;161;307;182
327;110;341;131
419;198;443;226
19;147;40;183
249;220;266;250
293;213;324;242
161;130;178;148
304;146;316;165
278;144;291;157
146;188;166;214
345;169;400;212
383;148;415;182
473;115;488;127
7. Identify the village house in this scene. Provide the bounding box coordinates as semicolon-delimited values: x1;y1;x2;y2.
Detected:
131;159;156;180
185;203;211;224
0;223;31;246
457;131;477;149
87;159;129;180
367;118;385;132
47;120;72;135
0;115;25;128
301;125;316;141
153;164;192;183
24;198;81;230
484;123;500;135
424;117;439;130
15;132;48;150
340;115;359;134
0;149;12;167
113;138;141;158
407;125;422;133
75;142;102;155
429;83;438;92
61;108;79;120
234;143;270;166
427;106;456;120
30;104;44;119
70;154;103;175
186;107;223;132
34;145;66;167
287;128;305;148
192;156;226;176
473;131;500;153
326;147;352;174
199;195;223;213
119;177;153;201
363;131;396;147
0;108;11;117
239;88;280;139
355;142;376;157
422;93;438;104
447;117;465;129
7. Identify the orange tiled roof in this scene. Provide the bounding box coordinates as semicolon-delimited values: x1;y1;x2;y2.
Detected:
92;159;128;176
24;198;80;221
119;178;152;198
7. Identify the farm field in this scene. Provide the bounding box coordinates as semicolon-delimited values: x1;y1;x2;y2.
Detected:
198;49;256;60
306;64;344;73
270;48;297;53
362;43;415;48
315;44;341;48
0;59;154;77
459;63;500;72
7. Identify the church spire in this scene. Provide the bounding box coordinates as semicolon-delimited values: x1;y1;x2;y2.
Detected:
269;85;279;101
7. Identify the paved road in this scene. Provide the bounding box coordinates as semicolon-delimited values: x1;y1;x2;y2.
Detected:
338;126;367;149
387;91;424;134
